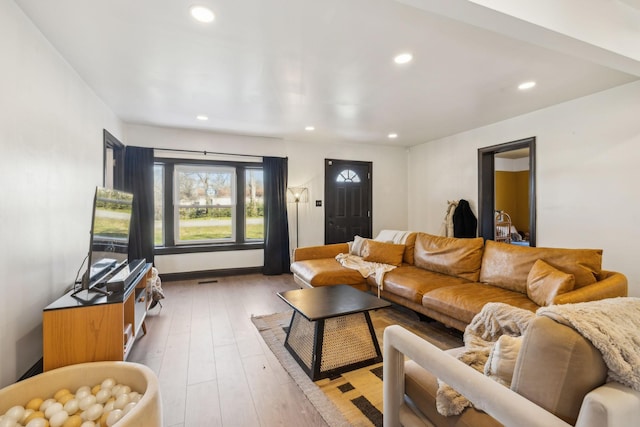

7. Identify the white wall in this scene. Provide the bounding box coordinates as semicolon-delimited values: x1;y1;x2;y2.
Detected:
0;2;123;387
124;124;408;273
409;80;640;296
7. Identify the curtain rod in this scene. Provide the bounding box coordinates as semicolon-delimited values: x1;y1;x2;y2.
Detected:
152;147;281;159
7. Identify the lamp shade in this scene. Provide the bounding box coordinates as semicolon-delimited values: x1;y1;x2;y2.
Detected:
287;187;308;203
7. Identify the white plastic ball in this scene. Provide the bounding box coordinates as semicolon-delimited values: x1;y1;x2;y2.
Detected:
128;391;141;403
78;395;97;411
44;402;64;419
110;385;121;397
75;386;91;400
79;422;95;427
101;378;116;389
49;410;69;427
63;398;79;415
113;394;129;410
105;409;123;427
39;398;56;412
114;385;130;397
84;404;103;422
0;417;18;427
5;406;25;422
95;389;111;404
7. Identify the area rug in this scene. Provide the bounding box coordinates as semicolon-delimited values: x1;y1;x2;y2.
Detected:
251;305;463;427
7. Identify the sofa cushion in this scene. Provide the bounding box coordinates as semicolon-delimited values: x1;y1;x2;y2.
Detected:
349;235;368;256
511;316;607;425
361;239;405;266
484;335;523;387
290;258;366;286
404;360;503;427
414;233;485;282
479;240;602;293
422;283;539;325
526;259;576;306
381;266;471;304
403;232;417;265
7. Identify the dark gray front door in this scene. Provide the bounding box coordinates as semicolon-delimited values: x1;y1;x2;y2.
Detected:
324;159;372;244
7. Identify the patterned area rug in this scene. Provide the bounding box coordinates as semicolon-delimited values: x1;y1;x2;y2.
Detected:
251;305;463;427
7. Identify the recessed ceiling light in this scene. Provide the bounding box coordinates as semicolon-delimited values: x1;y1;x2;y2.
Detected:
196;115;208;121
305;126;315;131
394;53;413;64
388;133;398;139
518;81;536;90
190;6;215;23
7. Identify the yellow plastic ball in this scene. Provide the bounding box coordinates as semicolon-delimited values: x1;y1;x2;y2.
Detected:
91;384;101;395
26;398;44;411
62;414;83;427
54;389;72;401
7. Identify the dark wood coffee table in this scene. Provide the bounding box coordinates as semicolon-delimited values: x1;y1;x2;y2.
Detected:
277;284;391;381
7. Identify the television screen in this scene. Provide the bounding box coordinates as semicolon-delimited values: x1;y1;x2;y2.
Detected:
89;187;133;278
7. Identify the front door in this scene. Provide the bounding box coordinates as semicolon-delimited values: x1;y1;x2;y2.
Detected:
324;159;372;244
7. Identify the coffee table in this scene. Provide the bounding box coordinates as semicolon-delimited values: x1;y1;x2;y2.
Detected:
277;284;391;381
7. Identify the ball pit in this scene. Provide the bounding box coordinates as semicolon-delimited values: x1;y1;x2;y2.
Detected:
0;362;161;427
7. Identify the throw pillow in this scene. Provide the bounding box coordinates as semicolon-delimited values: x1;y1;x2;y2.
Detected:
350;235;367;256
361;239;405;266
527;259;575;306
484;335;523;387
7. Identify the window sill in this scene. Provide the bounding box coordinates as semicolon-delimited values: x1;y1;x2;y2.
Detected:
154;242;264;256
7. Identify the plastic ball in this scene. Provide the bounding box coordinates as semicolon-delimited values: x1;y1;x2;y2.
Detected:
26;398;44;411
63;399;79;416
23;411;45;424
78;395;96;412
105;409;123;427
5;406;25;422
48;411;69;427
62;414;82;427
25;418;49;427
95;389;110;405
44;402;63;419
39;399;56;412
54;389;72;401
100;378;116;390
84;404;103;422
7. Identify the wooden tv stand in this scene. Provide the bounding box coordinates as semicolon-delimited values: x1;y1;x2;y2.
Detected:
42;263;153;371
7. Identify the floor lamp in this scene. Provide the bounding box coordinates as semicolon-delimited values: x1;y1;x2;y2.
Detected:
287;187;308;248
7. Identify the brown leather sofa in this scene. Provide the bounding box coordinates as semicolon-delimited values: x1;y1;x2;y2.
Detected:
290;232;628;331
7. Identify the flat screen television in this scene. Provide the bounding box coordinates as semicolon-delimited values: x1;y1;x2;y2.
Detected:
73;187;134;296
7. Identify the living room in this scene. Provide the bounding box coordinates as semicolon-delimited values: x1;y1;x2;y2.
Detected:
2;0;640;424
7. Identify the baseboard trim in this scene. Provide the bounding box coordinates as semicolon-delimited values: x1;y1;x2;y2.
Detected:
161;267;266;282
19;358;43;382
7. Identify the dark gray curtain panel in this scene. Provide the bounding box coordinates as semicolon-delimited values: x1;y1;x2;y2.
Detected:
124;146;155;265
263;156;291;275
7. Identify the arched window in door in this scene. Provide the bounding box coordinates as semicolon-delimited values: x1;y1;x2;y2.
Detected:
336;169;361;183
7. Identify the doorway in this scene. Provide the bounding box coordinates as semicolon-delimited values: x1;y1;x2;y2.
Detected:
478;137;536;246
324;159;372;244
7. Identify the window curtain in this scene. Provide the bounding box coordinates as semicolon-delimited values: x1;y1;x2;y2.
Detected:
263;156;291;275
124;146;155;265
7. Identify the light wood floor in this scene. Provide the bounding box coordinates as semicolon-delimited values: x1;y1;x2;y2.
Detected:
128;273;329;427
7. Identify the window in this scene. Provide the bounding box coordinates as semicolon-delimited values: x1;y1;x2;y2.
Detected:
175;165;236;243
336;169;361;183
154;159;264;252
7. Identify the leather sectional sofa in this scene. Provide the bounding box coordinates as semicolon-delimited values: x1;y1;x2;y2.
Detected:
290;232;628;331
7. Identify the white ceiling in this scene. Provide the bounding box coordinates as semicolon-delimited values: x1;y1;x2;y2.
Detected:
14;0;639;147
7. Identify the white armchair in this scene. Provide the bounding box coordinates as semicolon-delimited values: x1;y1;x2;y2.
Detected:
383;321;640;427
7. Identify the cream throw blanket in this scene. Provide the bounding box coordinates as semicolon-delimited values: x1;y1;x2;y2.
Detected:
436;302;535;416
335;253;396;294
437;297;640;417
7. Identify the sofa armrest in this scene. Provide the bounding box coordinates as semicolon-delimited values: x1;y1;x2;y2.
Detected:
575;382;640;427
553;271;627;305
292;243;349;262
383;325;572;427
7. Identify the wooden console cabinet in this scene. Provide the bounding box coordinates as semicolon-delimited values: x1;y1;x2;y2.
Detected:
43;263;153;371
